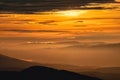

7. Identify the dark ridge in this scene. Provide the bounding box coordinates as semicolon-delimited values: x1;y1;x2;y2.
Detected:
0;66;102;80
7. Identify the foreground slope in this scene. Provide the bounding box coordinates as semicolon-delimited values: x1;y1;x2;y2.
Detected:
0;54;102;80
82;67;120;80
0;66;102;80
0;54;37;70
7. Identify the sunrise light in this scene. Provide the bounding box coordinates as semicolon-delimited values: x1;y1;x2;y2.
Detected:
56;10;87;17
116;0;120;2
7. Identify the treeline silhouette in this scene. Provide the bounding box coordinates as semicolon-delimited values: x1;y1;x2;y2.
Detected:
0;66;102;80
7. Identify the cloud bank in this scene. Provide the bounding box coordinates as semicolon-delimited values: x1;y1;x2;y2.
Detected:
0;29;66;33
0;0;115;13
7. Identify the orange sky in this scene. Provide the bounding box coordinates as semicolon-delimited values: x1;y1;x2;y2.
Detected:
0;9;120;38
0;2;120;67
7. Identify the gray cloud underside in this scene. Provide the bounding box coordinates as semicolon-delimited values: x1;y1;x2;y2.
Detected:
0;0;115;13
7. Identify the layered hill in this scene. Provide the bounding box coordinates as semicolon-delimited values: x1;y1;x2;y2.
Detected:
0;54;38;71
0;54;101;80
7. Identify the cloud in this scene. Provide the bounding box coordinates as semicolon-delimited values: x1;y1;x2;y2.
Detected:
0;29;67;33
38;20;57;25
0;37;67;42
67;34;120;40
64;42;120;49
0;0;115;13
0;19;58;25
25;41;80;45
78;6;116;10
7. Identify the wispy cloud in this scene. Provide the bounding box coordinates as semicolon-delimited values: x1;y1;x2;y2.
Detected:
38;20;57;25
0;29;67;33
64;42;120;49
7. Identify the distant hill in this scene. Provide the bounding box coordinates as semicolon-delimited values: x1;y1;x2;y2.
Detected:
0;54;102;80
89;43;120;49
0;54;119;80
81;67;120;80
44;64;97;72
94;67;120;73
0;54;38;71
0;54;96;71
0;66;102;80
65;43;120;50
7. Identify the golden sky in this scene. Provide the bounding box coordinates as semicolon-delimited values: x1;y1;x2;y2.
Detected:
0;2;120;67
0;9;120;40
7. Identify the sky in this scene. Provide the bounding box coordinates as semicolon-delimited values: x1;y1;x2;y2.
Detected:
0;0;120;67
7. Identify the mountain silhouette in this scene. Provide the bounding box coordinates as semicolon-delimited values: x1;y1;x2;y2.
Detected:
0;54;96;72
0;66;102;80
0;54;102;80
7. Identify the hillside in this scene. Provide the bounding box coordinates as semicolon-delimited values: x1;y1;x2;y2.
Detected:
0;54;96;71
0;54;120;80
82;67;120;80
0;54;102;80
0;54;38;71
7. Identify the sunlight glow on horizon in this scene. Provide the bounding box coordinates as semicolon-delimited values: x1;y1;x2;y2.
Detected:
56;10;87;17
116;0;120;2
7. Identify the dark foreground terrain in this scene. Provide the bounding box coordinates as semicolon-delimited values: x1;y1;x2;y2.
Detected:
0;66;101;80
1;54;120;80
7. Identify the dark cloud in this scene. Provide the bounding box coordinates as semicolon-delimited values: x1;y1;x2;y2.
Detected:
38;20;57;25
0;0;115;13
0;29;67;33
0;0;115;3
55;41;80;44
75;18;120;20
